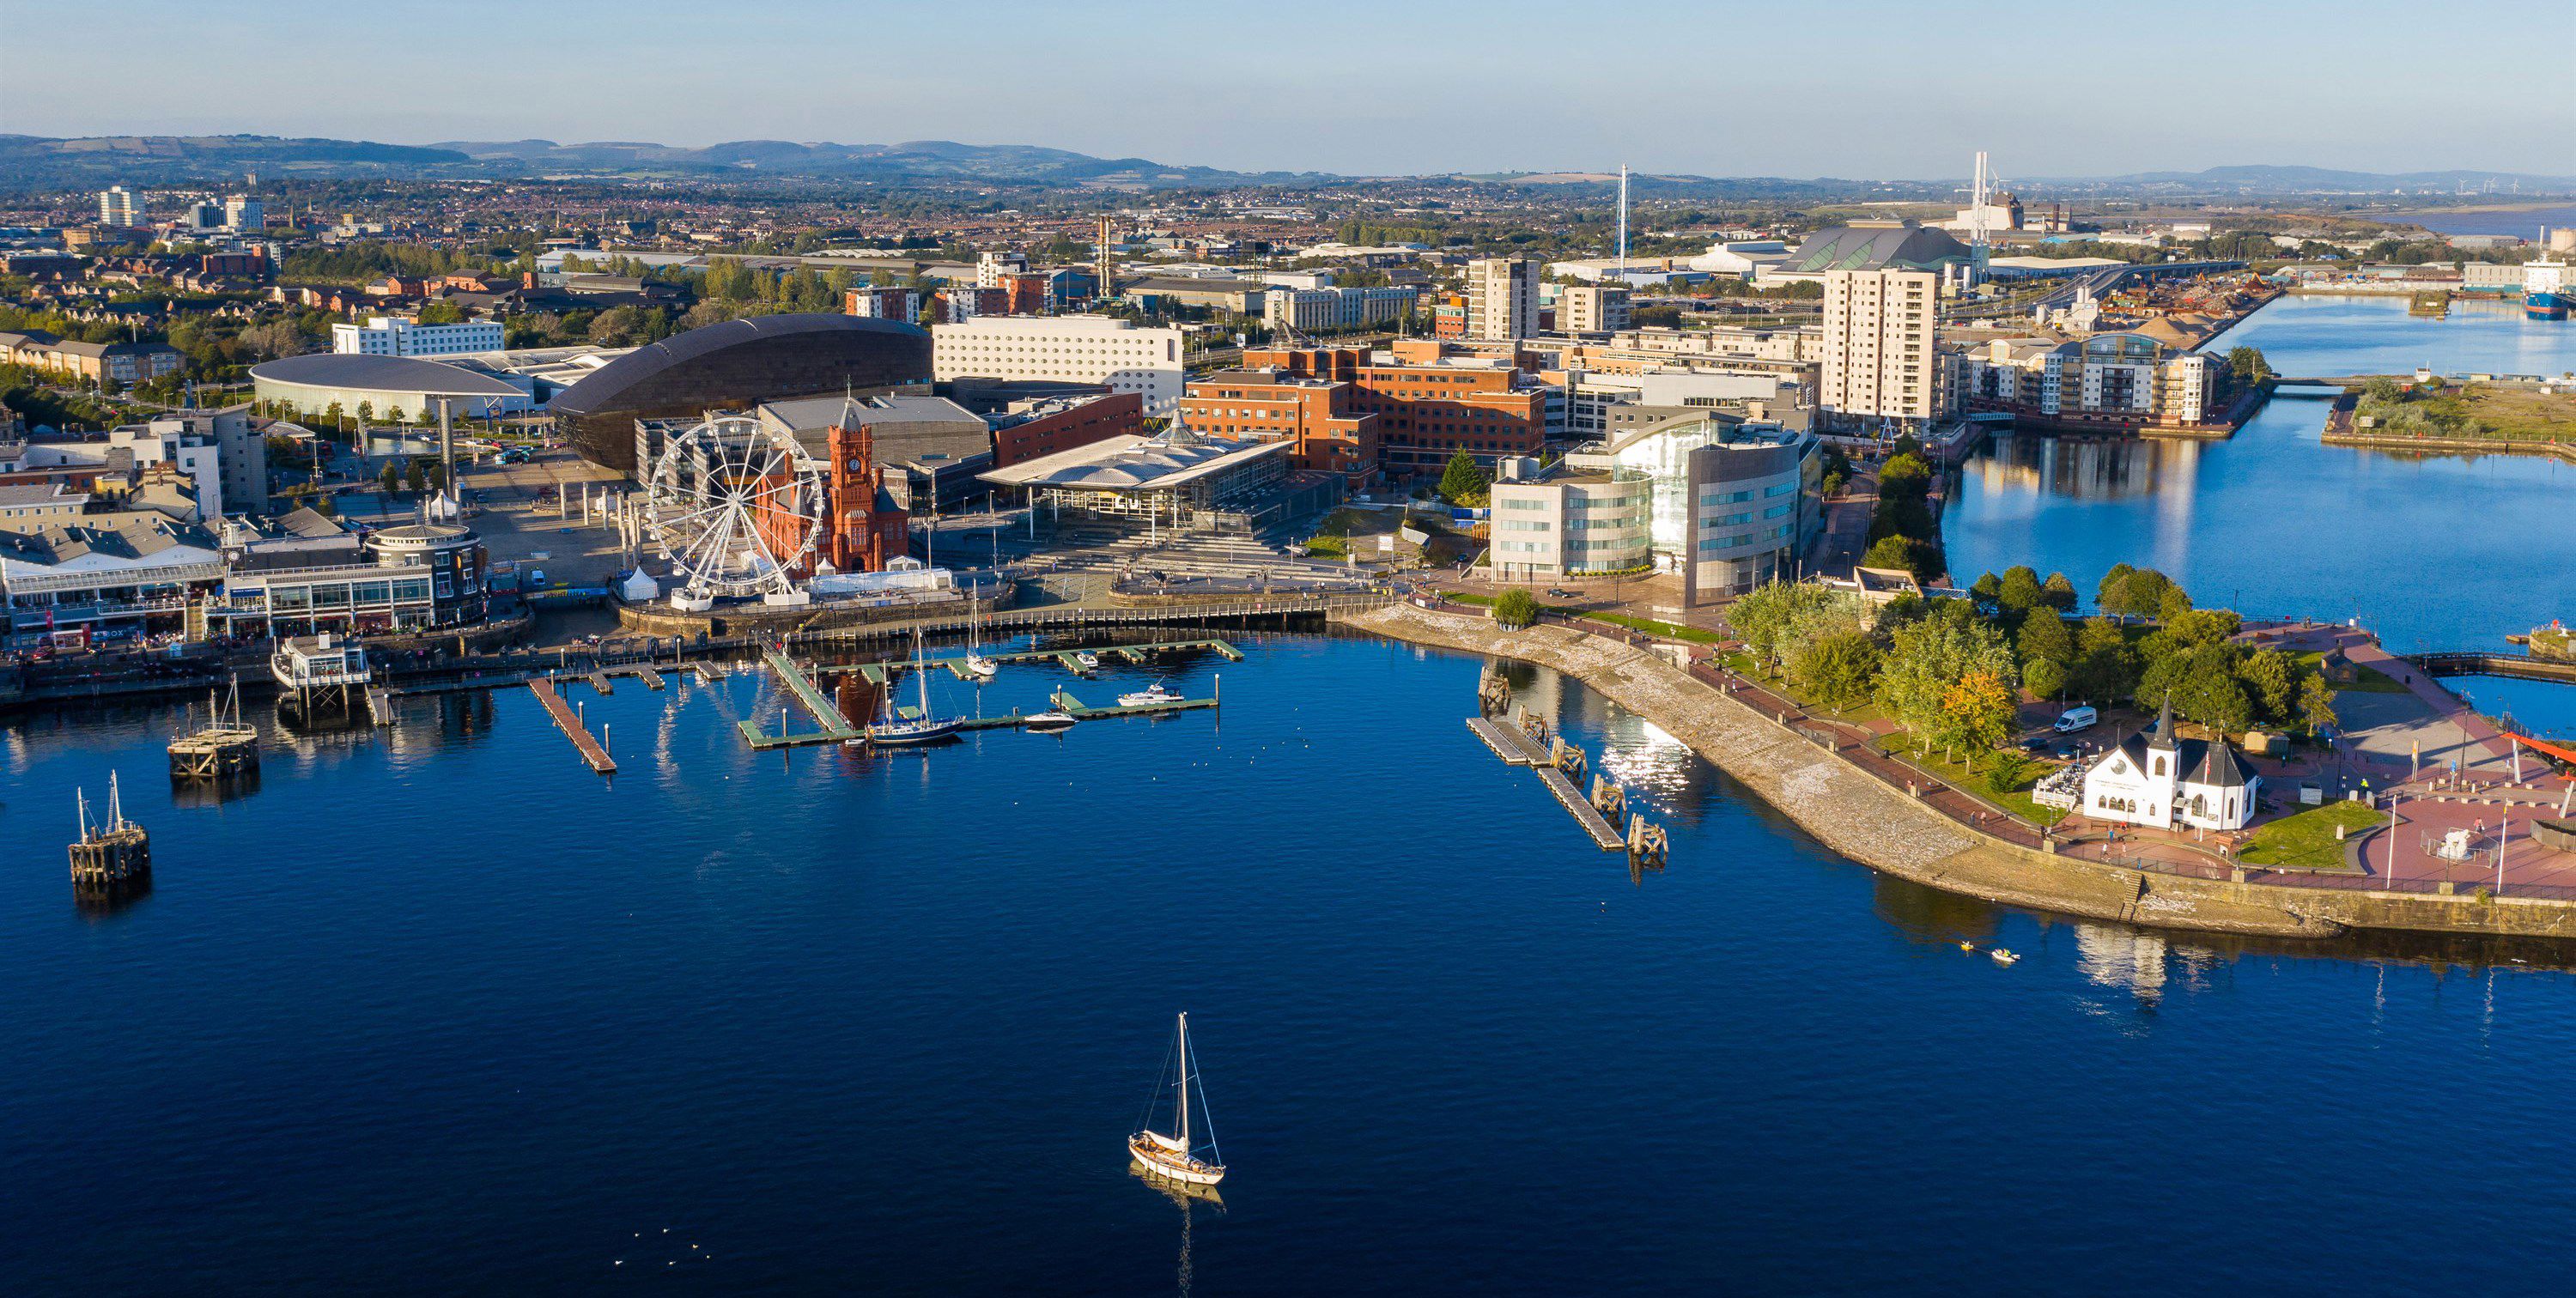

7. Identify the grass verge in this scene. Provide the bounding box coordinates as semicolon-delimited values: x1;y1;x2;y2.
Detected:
2237;799;2382;872
1877;733;2071;827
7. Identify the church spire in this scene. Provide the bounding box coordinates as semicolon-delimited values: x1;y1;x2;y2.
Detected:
2150;694;2177;749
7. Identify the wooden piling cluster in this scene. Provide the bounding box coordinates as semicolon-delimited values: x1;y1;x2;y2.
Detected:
69;775;151;901
168;682;260;779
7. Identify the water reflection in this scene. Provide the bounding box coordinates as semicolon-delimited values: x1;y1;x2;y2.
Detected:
1130;1162;1222;1297
1967;432;2194;503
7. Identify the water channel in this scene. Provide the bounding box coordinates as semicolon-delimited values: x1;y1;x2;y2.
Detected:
1944;294;2576;730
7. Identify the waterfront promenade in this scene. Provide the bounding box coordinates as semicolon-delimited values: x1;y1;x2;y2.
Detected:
1348;600;2576;940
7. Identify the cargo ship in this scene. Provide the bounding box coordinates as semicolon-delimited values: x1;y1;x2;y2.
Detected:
2525;253;2569;320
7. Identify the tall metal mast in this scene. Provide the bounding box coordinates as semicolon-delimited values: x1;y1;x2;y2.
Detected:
1176;1013;1191;1150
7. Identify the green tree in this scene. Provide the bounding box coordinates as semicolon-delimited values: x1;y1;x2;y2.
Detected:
2069;617;2138;703
2298;673;2340;736
312;492;337;519
1997;566;2044;616
1790;631;1881;710
2024;655;2069;701
416;299;467;325
379;461;402;494
404;458;426;493
2141;641;2254;734
1876;614;2016;755
2226;345;2273;385
2018;611;2075;670
1726;579;1840;667
2240;646;2298;724
1493;587;1540;628
2040;571;2078;611
1862;534;1940;583
1437;449;1490;506
1969;572;2002;605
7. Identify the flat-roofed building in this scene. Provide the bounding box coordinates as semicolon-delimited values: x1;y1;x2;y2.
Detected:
1485;459;1654;584
1555;283;1631;336
1466;256;1539;339
1820;269;1942;434
933;316;1185;415
1561;414;1823;603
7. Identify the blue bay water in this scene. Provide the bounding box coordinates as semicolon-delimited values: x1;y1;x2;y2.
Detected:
4;634;2576;1295
1945;294;2576;731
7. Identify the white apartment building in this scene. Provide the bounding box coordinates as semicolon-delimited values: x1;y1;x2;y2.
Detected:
1820;269;1942;433
224;196;264;231
1485;460;1654;582
331;316;507;358
976;251;1030;288
1466;256;1539;340
1556;283;1631;335
100;186;141;227
932;316;1187;415
1261;285;1418;333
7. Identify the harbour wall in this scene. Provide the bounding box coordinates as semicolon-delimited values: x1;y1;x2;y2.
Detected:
1343;604;2576;943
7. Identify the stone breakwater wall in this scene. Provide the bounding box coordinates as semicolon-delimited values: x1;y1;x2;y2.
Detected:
1344;604;2576;943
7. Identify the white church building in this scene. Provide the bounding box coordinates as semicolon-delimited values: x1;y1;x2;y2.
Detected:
2077;701;2262;833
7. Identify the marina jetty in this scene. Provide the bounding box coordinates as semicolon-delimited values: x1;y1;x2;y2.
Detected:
1341;602;2576;943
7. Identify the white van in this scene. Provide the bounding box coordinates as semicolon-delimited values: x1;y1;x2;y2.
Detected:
2053;706;2098;734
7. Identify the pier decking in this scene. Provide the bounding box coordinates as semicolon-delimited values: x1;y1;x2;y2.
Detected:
528;678;617;774
866;638;1245;683
738;647;862;749
1047;687;1218;721
1465;716;1631;852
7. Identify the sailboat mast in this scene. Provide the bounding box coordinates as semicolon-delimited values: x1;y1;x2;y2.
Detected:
1176;1013;1191;1149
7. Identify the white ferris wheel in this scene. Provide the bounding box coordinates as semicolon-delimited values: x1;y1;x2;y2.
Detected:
642;415;823;610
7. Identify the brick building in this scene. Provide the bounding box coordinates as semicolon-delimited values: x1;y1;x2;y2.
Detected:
1181;344;1546;481
987;391;1144;469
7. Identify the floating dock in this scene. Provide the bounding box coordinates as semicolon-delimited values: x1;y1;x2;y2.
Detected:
1046;686;1219;722
1467;717;1632;852
1465;717;1546;766
1535;766;1627;850
529;678;617;773
738;647;862;749
868;638;1244;682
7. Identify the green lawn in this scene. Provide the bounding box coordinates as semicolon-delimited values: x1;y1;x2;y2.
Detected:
1432;592;1719;644
2238;799;2383;872
1877;734;2071;827
2290;651;2409;694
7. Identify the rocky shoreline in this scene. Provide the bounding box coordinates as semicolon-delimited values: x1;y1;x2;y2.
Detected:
1343;603;2576;943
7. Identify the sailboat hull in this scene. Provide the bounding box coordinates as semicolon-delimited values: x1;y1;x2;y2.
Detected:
1129;1135;1226;1186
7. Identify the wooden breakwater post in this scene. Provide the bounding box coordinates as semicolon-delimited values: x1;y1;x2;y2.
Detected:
1589;775;1626;823
70;772;151;901
168;682;260;779
1626;814;1669;868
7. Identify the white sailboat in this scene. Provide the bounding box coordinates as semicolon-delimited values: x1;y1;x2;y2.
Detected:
1129;1012;1226;1187
863;628;961;746
964;600;999;679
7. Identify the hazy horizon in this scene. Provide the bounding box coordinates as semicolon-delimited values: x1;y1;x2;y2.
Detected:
4;0;2567;180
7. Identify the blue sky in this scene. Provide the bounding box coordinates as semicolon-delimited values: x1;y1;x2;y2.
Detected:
4;0;2565;179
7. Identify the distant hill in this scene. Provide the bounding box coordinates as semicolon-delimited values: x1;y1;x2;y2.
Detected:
0;133;1321;191
3;135;2564;198
2065;165;2576;195
0;134;473;187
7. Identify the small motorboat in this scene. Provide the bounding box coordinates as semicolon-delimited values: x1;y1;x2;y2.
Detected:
1119;681;1184;707
1024;711;1077;732
1990;949;2020;966
1074;651;1102;671
1956;941;1975;954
